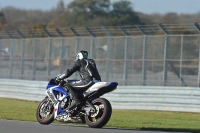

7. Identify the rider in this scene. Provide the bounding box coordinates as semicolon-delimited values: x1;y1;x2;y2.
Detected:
56;50;101;110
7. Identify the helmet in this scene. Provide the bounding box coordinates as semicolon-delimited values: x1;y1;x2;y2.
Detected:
76;50;89;60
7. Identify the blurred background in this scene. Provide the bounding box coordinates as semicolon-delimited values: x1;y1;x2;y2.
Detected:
0;0;200;29
0;0;200;86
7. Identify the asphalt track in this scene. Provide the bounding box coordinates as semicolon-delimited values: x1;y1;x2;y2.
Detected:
0;120;190;133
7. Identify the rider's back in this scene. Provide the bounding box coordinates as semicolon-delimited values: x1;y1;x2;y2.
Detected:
78;59;101;82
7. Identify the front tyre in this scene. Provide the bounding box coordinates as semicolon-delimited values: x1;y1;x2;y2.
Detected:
85;98;112;128
36;97;55;125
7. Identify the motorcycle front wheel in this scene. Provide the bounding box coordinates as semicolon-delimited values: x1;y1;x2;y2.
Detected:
36;97;55;125
85;98;112;128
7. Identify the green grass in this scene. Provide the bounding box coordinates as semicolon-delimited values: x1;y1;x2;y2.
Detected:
0;98;38;121
0;98;200;132
108;110;200;132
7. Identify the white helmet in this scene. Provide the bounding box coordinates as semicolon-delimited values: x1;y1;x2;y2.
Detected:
76;51;89;60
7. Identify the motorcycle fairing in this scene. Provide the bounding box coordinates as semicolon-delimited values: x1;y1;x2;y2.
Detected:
54;102;66;119
83;82;118;98
46;84;68;103
46;85;69;118
85;82;111;92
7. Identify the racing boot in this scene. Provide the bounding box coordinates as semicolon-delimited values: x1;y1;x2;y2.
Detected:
67;89;81;111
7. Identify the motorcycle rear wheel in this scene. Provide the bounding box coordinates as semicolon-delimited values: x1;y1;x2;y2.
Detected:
85;98;112;128
36;97;55;125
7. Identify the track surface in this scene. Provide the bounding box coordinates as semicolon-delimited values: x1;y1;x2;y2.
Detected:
0;120;189;133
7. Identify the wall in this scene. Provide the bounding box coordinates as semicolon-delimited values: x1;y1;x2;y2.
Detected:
0;79;200;113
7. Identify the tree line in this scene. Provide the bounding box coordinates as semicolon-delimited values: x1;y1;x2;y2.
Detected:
0;0;200;31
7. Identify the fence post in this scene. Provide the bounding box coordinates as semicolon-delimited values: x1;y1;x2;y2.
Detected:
163;36;170;85
180;35;183;85
119;26;130;85
70;27;80;79
9;39;14;78
47;38;52;79
198;43;200;86
6;31;14;78
33;38;37;80
106;37;111;81
194;22;200;86
75;37;80;79
138;25;148;85
60;37;65;74
0;39;1;71
142;35;148;85
101;26;111;81
55;28;65;74
20;39;25;79
159;24;170;86
43;28;53;80
0;39;1;52
123;36;129;85
29;29;37;80
90;37;95;59
86;27;96;59
17;29;26;79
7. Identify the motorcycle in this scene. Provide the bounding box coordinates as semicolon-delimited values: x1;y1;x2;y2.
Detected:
36;77;118;128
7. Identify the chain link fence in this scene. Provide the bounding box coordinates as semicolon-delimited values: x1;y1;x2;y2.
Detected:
0;35;200;86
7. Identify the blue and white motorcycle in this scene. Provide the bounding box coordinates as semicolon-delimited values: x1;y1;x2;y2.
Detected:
36;77;118;128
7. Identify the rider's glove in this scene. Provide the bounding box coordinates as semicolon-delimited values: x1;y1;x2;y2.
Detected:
54;74;63;84
55;73;66;85
58;73;66;80
55;73;66;82
54;77;60;84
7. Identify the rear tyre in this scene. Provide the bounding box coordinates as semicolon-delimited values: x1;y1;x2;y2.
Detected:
36;97;55;125
85;98;112;128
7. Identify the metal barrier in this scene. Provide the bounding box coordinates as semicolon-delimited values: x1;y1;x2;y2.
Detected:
0;79;200;113
1;23;200;86
1;35;200;86
1;23;200;39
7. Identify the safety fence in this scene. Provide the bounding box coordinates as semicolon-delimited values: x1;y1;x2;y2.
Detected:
1;34;200;86
0;79;200;113
1;23;200;39
1;23;200;86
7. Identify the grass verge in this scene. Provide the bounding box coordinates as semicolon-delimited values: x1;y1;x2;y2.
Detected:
0;98;200;132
